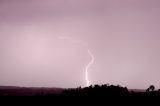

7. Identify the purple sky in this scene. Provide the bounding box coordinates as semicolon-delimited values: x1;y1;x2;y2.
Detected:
0;0;160;89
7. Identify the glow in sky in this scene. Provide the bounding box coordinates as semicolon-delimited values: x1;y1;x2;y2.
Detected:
0;0;160;89
58;36;95;86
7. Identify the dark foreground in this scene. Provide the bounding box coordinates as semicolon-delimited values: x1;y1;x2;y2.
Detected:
0;85;160;104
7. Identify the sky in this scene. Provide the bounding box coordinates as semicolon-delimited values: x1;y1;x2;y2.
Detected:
0;0;160;89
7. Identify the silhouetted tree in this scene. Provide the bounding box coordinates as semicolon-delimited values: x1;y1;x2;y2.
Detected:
146;88;150;92
150;85;155;91
146;85;155;92
94;84;100;89
88;85;93;89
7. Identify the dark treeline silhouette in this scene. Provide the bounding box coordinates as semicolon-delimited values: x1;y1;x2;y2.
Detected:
60;84;160;98
1;84;160;98
1;84;160;105
61;84;129;97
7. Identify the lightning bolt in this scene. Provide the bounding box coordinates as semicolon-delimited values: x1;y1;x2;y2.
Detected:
85;50;95;86
57;36;95;87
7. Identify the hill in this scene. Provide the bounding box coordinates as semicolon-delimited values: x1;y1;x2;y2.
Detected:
0;86;64;96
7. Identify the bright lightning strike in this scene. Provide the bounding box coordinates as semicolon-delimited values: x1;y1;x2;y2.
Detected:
57;36;95;87
85;50;95;86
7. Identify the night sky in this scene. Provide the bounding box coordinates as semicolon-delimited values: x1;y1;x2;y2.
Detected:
0;0;160;89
